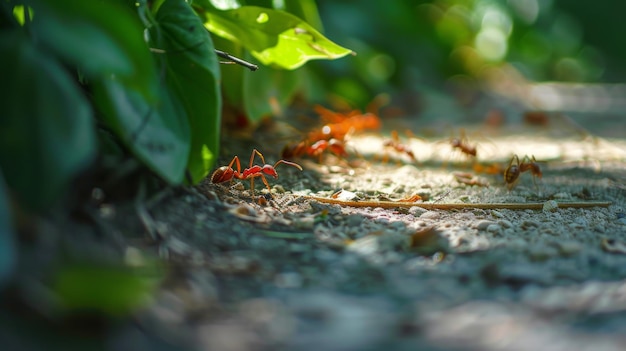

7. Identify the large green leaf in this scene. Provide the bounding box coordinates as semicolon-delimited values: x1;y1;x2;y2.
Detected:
199;5;353;69
0;30;96;210
26;0;156;100
154;0;221;183
94;76;191;185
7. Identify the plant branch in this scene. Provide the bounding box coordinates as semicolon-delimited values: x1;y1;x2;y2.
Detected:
215;49;258;71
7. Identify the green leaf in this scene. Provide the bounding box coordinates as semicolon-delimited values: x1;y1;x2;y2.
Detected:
0;30;96;210
200;5;353;69
94;76;191;185
0;172;17;289
53;263;160;316
154;0;222;183
27;0;156;100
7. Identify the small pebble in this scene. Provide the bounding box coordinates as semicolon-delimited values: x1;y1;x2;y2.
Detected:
420;211;441;219
345;214;364;227
347;236;379;255
522;220;540;228
409;206;428;216
486;224;501;234
498;219;513;228
543;200;559;213
490;210;505;218
573;217;589;226
473;220;497;230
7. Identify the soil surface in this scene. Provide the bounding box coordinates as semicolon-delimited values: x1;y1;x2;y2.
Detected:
90;93;626;351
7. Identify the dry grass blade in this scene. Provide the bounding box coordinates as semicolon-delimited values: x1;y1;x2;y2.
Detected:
297;195;611;210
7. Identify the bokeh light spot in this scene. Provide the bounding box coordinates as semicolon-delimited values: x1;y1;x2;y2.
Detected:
475;28;508;61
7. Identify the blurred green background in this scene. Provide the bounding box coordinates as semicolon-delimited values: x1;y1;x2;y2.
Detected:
305;0;626;108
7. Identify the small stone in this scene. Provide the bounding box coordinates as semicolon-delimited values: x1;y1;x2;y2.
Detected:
486;224;501;234
347;235;379;255
542;200;559;212
490;210;505;218
522;220;540;229
345;214;363;227
498;219;513;228
573;216;588;227
473;220;496;230
409;206;428;216
420;211;441;219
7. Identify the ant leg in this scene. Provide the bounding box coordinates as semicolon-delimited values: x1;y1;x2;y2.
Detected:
227;155;241;185
230;156;242;176
250;176;255;196
250;149;266;168
259;174;273;195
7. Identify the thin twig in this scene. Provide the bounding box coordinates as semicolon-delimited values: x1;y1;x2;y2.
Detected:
296;195;611;210
215;49;258;71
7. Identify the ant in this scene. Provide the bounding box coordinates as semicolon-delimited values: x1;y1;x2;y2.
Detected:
504;154;542;189
211;149;302;195
382;130;417;163
450;129;477;158
282;138;348;162
520;155;542;180
309;105;381;141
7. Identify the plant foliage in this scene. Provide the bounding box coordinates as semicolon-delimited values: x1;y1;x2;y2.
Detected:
195;0;353;122
0;0;350;211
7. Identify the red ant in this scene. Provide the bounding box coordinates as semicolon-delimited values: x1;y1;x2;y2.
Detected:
211;149;302;194
382;130;417;163
450;129;477;158
309;105;381;141
504;154;542;189
282;138;348;162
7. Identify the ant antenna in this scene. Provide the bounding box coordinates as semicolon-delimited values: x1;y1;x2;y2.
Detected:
215;49;258;71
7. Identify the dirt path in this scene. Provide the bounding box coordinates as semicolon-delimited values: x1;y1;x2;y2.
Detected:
122;114;626;351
